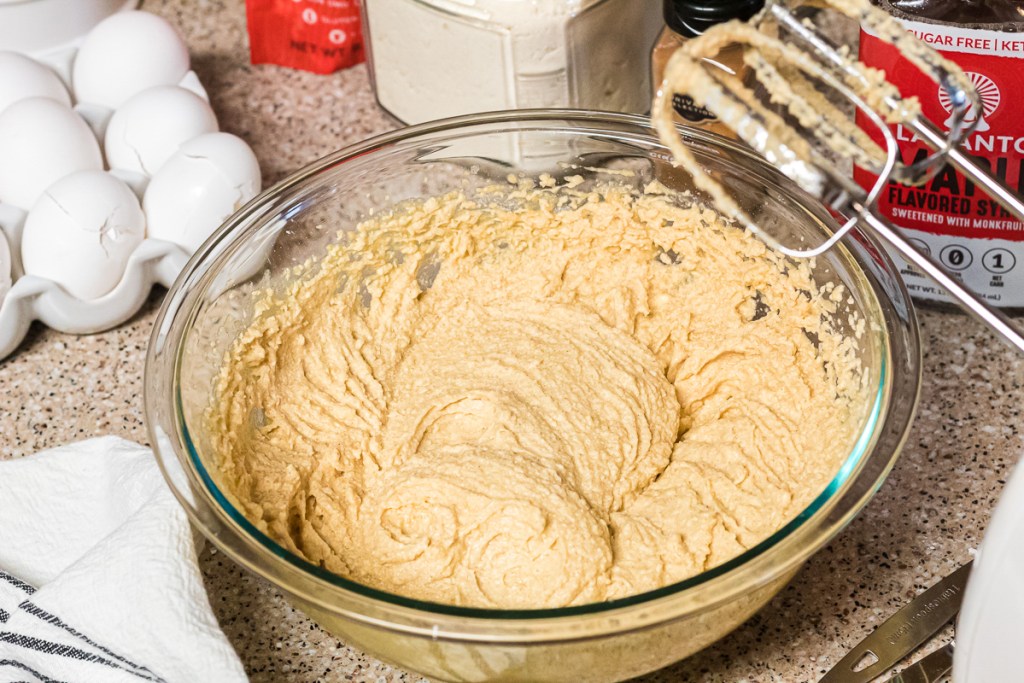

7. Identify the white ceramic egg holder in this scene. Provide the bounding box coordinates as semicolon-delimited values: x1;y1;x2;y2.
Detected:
0;47;208;360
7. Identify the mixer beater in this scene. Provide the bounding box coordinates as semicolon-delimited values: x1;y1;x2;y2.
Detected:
653;0;1024;352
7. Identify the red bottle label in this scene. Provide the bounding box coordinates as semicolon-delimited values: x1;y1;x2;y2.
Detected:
857;20;1024;304
246;0;364;75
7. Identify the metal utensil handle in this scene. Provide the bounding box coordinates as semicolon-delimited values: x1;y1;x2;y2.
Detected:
820;562;971;683
862;211;1024;354
882;643;955;683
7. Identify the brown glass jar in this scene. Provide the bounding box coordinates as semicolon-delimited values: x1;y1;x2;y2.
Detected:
650;0;764;139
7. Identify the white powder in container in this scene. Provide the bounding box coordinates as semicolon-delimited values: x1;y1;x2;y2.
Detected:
362;0;662;125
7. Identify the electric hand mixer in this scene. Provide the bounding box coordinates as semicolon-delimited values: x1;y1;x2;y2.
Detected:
652;0;1024;353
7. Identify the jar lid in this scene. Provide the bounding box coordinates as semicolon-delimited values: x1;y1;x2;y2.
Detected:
663;0;765;37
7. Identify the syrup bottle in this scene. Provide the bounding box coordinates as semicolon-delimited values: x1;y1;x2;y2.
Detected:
884;0;1024;24
857;0;1024;307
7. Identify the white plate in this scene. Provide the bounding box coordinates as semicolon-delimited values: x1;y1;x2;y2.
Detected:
954;455;1024;681
0;0;136;55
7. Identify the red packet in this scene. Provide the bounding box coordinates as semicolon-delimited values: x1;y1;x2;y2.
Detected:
246;0;364;75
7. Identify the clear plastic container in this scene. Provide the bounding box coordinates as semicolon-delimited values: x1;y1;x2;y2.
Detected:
361;0;662;124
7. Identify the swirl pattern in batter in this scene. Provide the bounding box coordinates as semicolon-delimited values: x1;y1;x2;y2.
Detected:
209;180;865;608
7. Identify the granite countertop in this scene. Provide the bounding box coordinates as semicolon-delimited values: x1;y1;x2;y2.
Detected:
1;1;1020;681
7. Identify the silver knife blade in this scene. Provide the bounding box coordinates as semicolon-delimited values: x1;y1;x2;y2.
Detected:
820;562;972;683
882;643;954;683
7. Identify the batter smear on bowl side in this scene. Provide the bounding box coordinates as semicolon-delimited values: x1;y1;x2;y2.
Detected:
209;180;866;609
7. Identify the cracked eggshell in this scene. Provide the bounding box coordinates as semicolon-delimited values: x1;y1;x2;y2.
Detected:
105;85;218;176
0;228;10;302
0;98;103;211
144;132;262;253
0;51;71;116
72;11;190;110
21;170;146;300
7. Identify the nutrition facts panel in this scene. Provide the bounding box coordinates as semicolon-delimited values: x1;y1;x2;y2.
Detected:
888;227;1024;306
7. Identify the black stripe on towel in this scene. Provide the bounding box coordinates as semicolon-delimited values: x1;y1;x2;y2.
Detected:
0;632;129;669
0;572;36;595
1;631;162;683
0;608;9;623
18;602;165;682
0;657;70;683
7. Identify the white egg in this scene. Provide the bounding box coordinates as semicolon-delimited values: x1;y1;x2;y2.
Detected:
21;171;145;300
0;228;11;302
0;51;70;116
144;133;262;253
0;98;103;210
105;86;219;175
73;11;190;109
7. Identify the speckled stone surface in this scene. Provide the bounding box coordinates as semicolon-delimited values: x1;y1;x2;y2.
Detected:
0;1;1019;681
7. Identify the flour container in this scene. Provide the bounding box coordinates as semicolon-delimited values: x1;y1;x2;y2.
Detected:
361;0;662;125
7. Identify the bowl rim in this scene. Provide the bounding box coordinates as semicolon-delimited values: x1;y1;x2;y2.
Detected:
146;108;922;641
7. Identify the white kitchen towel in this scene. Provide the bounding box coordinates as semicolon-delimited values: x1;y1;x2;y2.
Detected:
0;436;247;683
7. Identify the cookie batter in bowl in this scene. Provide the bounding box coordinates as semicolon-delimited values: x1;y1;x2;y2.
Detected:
209;179;866;610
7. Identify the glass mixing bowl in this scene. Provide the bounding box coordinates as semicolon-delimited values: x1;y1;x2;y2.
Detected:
145;110;921;683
